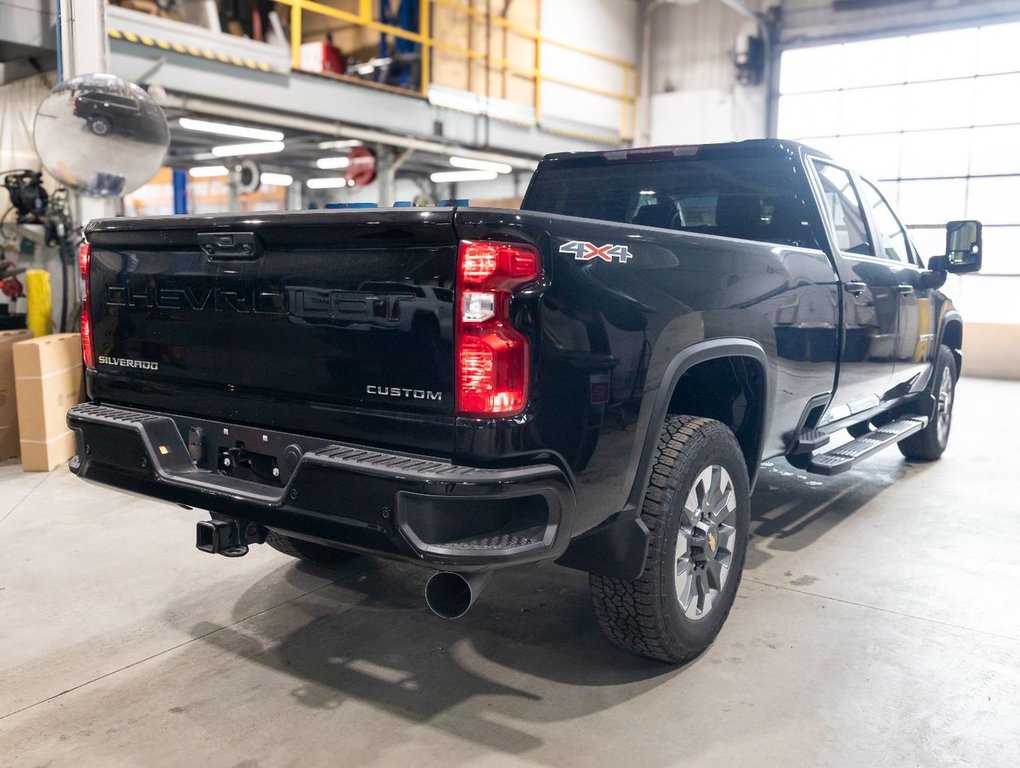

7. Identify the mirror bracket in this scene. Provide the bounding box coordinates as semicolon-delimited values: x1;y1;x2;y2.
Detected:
920;268;947;290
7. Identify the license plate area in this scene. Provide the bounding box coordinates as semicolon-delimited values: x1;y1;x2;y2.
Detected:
172;418;324;488
217;445;281;486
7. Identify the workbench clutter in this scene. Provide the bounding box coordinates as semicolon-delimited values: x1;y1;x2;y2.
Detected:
10;333;84;471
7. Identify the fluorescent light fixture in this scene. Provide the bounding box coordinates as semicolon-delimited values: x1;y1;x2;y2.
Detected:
179;117;284;142
640;190;655;195
188;165;229;178
316;156;351;169
318;139;364;150
260;172;294;187
306;176;349;189
430;170;498;183
449;156;512;174
211;141;285;158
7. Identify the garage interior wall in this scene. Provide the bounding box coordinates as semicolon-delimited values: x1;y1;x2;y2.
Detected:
775;5;1020;379
649;0;769;144
540;0;639;137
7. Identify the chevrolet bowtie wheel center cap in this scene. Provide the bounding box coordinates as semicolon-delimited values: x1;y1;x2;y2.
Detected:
691;521;720;563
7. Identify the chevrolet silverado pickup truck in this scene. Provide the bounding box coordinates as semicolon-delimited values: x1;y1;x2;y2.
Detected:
68;140;983;663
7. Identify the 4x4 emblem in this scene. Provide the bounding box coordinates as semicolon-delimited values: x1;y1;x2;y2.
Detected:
560;240;633;264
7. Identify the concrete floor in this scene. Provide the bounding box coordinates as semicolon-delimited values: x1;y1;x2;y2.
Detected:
1;378;1019;768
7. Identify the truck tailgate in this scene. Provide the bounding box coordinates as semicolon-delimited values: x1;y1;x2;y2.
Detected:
84;209;458;454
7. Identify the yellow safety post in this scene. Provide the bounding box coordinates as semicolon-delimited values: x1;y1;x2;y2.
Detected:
290;0;303;71
420;0;431;99
25;269;52;338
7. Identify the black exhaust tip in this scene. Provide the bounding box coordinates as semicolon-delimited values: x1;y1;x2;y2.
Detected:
424;571;491;619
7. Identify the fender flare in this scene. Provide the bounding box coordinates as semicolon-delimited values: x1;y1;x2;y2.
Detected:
557;338;772;579
624;338;772;513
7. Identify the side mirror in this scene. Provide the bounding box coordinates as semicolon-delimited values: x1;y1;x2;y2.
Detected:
944;220;982;273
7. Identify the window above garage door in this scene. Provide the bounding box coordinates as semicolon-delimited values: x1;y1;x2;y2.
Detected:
775;20;1020;324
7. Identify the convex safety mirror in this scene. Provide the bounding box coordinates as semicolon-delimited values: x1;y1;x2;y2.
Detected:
33;74;169;197
945;220;982;274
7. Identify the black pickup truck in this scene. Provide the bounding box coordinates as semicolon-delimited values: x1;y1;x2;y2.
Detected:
69;140;982;663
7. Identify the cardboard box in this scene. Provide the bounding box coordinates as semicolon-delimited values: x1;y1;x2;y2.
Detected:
13;333;85;472
0;329;34;461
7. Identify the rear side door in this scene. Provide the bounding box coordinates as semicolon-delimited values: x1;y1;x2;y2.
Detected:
856;178;938;394
809;159;899;422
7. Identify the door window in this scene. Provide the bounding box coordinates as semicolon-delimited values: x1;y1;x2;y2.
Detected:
858;179;913;263
812;161;874;256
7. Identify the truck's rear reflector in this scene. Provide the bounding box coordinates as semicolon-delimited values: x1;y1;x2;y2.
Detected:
79;242;95;370
456;241;539;418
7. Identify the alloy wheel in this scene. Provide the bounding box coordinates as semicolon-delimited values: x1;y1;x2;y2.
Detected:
674;464;738;621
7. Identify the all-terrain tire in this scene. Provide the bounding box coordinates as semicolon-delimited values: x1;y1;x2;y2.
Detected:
265;531;358;568
589;416;750;663
89;117;112;136
898;344;957;461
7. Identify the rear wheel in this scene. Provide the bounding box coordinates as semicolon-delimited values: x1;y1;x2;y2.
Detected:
89;117;112;136
589;416;750;663
265;531;358;568
898;344;957;461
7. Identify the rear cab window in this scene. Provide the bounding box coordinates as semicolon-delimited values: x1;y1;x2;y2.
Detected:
521;145;824;250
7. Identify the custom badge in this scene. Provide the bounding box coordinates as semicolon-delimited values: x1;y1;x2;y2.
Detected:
559;240;633;264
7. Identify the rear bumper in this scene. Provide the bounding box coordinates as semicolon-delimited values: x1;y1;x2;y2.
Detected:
67;403;575;569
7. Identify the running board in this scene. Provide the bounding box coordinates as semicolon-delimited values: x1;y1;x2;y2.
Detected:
807;417;928;476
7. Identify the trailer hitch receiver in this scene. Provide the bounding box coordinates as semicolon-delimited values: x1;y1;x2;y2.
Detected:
196;519;266;557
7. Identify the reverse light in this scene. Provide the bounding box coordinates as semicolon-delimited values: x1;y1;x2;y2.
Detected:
462;291;496;322
79;242;95;369
456;240;540;418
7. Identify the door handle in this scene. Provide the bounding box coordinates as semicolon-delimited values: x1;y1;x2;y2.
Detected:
843;281;867;296
896;284;914;295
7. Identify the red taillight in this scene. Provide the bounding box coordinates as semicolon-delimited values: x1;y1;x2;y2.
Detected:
459;240;540;288
79;242;95;369
456;240;539;418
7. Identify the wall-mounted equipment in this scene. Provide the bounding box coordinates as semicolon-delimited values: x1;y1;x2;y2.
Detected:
733;33;765;86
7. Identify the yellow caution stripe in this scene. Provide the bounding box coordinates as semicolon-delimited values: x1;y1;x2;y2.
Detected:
108;28;274;72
